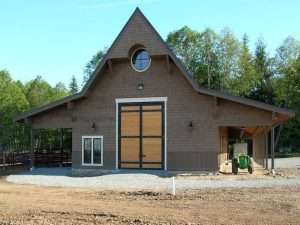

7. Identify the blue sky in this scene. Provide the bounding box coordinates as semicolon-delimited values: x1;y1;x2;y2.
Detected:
1;0;300;87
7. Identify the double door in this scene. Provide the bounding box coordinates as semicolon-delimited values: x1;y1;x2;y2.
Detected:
118;102;164;169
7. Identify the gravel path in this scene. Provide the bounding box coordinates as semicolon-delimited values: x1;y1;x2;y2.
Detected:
269;157;300;168
6;168;300;191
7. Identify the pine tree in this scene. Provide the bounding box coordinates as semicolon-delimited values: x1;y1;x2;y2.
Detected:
69;75;79;94
234;34;256;96
249;38;275;104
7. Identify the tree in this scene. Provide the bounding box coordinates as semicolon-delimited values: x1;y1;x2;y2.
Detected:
0;70;30;151
166;26;221;89
248;38;275;104
274;58;300;151
25;76;68;108
274;38;300;151
69;75;79;94
25;76;54;107
232;34;257;96
217;28;240;91
275;36;300;68
275;37;300;107
83;50;106;85
198;28;221;89
167;26;202;77
52;82;68;100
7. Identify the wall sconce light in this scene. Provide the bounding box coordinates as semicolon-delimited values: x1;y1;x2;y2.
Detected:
91;122;96;130
137;83;144;90
189;121;193;128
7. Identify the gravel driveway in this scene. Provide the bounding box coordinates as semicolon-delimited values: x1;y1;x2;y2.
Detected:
6;167;300;191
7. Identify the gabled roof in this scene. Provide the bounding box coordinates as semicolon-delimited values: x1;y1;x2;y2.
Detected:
14;8;295;122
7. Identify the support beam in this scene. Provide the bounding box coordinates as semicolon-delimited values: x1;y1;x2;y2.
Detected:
60;128;64;167
107;59;113;73
251;127;260;137
24;117;32;125
30;127;35;170
212;97;220;118
271;127;275;170
214;97;220;106
265;129;269;169
67;102;77;121
67;101;74;110
165;55;172;74
272;112;278;121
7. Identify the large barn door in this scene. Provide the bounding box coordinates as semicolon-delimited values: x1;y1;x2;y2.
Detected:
118;102;164;169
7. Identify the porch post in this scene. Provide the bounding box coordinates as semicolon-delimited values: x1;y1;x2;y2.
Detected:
60;128;64;167
271;127;275;170
30;127;35;170
265;129;269;169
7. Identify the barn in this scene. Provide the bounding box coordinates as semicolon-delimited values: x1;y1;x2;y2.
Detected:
15;8;294;175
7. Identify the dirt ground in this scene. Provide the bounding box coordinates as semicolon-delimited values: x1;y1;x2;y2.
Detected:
0;177;299;225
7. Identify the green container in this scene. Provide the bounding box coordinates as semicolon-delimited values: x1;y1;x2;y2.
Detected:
238;154;249;169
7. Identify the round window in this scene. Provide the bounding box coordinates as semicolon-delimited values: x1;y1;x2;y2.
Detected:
131;49;151;72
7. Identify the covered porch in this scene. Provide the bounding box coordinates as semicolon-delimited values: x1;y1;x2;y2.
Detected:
28;128;72;169
218;125;279;173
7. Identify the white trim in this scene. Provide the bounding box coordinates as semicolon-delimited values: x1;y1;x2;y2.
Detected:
82;136;103;166
164;100;167;171
115;97;168;170
116;97;168;103
130;48;151;72
115;103;119;169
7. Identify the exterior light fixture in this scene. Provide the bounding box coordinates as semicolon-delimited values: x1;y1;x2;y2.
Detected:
137;83;144;90
189;121;193;128
91;122;96;130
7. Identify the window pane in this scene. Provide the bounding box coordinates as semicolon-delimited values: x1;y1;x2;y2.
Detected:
93;138;102;164
142;105;161;110
132;49;150;71
83;138;92;164
121;105;140;111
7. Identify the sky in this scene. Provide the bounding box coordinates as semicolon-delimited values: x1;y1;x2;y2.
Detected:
1;0;300;87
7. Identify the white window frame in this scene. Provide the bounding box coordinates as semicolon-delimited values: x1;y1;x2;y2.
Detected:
82;136;103;166
130;48;151;72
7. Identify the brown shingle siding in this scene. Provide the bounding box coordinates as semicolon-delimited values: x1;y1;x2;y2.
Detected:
28;58;277;171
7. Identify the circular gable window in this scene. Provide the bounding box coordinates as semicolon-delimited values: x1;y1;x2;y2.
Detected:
131;48;151;72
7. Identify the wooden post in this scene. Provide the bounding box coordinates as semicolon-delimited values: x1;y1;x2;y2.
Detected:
30;127;35;170
60;128;64;167
271;127;275;170
2;151;5;171
265;131;269;170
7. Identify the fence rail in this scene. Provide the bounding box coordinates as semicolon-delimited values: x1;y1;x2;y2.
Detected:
0;150;72;169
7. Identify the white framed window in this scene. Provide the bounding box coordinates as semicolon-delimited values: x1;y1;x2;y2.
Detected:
131;48;151;72
82;136;103;166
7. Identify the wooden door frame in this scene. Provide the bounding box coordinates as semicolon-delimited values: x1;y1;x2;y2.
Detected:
115;97;167;170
